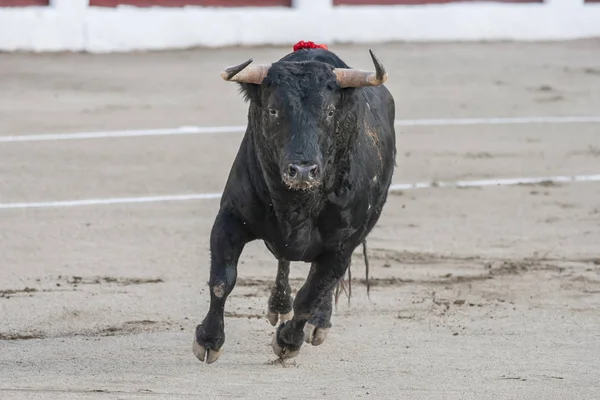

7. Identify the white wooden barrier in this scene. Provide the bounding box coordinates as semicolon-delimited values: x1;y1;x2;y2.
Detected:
0;0;599;52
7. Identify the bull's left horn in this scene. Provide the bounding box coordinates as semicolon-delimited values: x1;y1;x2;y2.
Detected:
220;58;271;85
333;49;388;88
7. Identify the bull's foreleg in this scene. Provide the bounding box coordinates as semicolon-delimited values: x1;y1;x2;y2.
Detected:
304;286;334;346
271;253;350;359
267;260;294;326
193;208;252;364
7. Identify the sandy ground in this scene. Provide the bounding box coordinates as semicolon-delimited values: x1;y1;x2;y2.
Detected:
1;41;600;399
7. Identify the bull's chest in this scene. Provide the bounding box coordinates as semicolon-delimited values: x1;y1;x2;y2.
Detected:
262;217;324;262
259;201;358;262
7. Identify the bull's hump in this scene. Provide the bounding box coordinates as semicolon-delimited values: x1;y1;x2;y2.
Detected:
278;49;350;69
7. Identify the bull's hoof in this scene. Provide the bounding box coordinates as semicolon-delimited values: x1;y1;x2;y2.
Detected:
193;324;224;364
271;321;302;359
271;334;300;359
192;338;222;364
303;323;329;346
267;310;294;327
267;288;294;327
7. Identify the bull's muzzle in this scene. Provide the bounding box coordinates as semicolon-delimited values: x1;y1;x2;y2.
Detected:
282;162;321;191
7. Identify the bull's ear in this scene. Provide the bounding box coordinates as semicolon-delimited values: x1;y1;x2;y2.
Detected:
238;82;261;104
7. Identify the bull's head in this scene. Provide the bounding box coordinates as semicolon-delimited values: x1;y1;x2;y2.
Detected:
220;49;387;192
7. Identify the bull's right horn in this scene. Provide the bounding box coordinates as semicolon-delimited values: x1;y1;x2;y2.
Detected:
220;58;271;85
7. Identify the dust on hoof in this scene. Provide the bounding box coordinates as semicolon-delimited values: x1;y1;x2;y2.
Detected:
192;338;222;364
303;323;329;346
271;333;300;360
267;310;294;327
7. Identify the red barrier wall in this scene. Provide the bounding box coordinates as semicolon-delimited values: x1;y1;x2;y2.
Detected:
90;0;291;6
333;0;542;4
0;0;49;5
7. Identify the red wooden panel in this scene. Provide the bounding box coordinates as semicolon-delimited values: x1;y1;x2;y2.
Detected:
90;0;291;6
0;0;49;5
334;0;542;4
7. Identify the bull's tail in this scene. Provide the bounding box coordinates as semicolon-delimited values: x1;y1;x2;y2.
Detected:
334;239;371;307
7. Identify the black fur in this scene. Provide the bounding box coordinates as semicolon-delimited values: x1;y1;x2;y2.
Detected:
194;47;397;361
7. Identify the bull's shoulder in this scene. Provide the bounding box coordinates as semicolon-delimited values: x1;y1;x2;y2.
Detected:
219;133;269;223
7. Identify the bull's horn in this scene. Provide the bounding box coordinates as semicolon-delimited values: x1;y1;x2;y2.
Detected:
220;58;271;84
333;49;388;88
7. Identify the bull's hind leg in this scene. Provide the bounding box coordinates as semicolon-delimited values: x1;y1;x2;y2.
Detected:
193;208;252;364
267;260;294;326
304;287;333;346
272;253;350;359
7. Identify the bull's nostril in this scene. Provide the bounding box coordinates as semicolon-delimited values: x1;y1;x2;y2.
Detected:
309;166;318;178
288;165;297;178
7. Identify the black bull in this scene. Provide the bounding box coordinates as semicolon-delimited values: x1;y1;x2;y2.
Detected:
193;47;397;363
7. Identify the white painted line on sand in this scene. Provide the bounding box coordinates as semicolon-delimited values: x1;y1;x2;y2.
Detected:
0;193;222;210
0;126;245;143
1;174;599;210
2;115;600;143
388;174;600;191
394;116;600;126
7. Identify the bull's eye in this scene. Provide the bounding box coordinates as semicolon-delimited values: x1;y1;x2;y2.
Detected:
268;108;278;117
327;107;336;119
